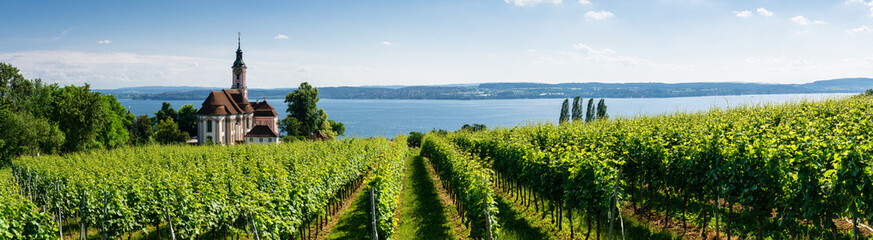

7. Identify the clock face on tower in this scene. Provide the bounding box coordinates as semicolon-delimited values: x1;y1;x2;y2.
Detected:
234;67;242;76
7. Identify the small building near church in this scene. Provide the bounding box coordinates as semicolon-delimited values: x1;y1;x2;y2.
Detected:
245;125;280;144
196;35;279;145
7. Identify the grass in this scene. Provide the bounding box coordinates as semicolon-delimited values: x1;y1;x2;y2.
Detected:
494;183;682;240
494;195;554;240
327;149;459;240
393;152;456;240
325;183;375;240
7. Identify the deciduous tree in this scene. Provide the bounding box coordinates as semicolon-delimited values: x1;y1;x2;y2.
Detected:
154;102;178;124
129;115;154;145
0;109;64;165
154;118;189;144
177;104;198;136
50;84;104;152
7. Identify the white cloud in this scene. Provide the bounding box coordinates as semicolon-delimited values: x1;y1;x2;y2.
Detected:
97;40;112;44
52;28;72;41
745;56;784;64
0;50;387;89
756;8;774;16
847;25;872;34
564;43;690;70
272;34;289;40
381;41;394;46
578;0;591;5
790;16;809;25
584;10;614;21
790;16;826;25
845;0;873;16
504;0;561;7
734;10;753;18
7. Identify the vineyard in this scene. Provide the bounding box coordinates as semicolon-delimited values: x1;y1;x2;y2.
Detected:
2;137;407;239
441;95;873;239
1;95;873;240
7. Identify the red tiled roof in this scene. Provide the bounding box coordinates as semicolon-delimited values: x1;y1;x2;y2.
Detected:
245;125;279;137
197;89;254;115
251;100;278;117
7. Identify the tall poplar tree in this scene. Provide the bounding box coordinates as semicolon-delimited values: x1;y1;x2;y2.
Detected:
571;96;582;122
559;98;570;124
596;98;608;120
585;98;595;123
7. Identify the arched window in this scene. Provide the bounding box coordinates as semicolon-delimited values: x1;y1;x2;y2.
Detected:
207;120;213;132
206;136;213;143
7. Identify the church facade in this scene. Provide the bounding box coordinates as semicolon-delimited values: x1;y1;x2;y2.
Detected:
196;37;279;145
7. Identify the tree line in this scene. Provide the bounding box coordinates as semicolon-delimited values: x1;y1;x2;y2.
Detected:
559;96;607;124
1;62;353;164
0;63;205;165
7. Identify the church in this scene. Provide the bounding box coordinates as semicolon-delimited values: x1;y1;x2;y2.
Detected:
196;36;280;145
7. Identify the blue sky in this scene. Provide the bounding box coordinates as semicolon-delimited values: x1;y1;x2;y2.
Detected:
2;0;873;89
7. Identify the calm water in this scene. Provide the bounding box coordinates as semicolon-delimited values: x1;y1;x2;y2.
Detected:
118;93;852;138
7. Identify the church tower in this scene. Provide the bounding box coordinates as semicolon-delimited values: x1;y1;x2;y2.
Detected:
232;32;248;99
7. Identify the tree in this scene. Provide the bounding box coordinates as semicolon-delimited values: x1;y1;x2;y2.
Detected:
407;131;424;148
280;82;345;140
460;124;487;132
571;96;582;122
328;120;345;136
154;118;189;144
0;109;64;165
317;109;338;139
559;98;570;124
177;104;198;137
596;98;608;120
154;102;178;124
279;117;303;140
129;115;154;145
282;82;321;137
0;63;26;108
585;98;595;123
50;84;104;152
96;95;132;149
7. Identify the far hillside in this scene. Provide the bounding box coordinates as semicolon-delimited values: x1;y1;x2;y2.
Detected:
98;78;873;100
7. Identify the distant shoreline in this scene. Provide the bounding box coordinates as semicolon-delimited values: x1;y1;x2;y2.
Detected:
98;78;872;101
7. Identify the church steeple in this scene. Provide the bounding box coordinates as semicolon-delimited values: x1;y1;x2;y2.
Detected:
232;32;248;99
233;32;245;68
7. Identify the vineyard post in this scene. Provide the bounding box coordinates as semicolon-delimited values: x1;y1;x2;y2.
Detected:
248;211;260;240
370;187;379;240
165;206;175;240
102;191;106;240
484;197;493;240
55;180;62;238
609;171;621;240
715;188;720;239
852;211;858;240
80;189;85;240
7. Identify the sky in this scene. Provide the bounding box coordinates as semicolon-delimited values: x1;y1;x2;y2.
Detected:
1;0;873;89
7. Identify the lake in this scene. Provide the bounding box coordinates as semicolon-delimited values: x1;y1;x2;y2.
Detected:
118;93;853;138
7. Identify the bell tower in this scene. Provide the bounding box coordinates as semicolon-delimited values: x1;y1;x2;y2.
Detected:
231;32;248;99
